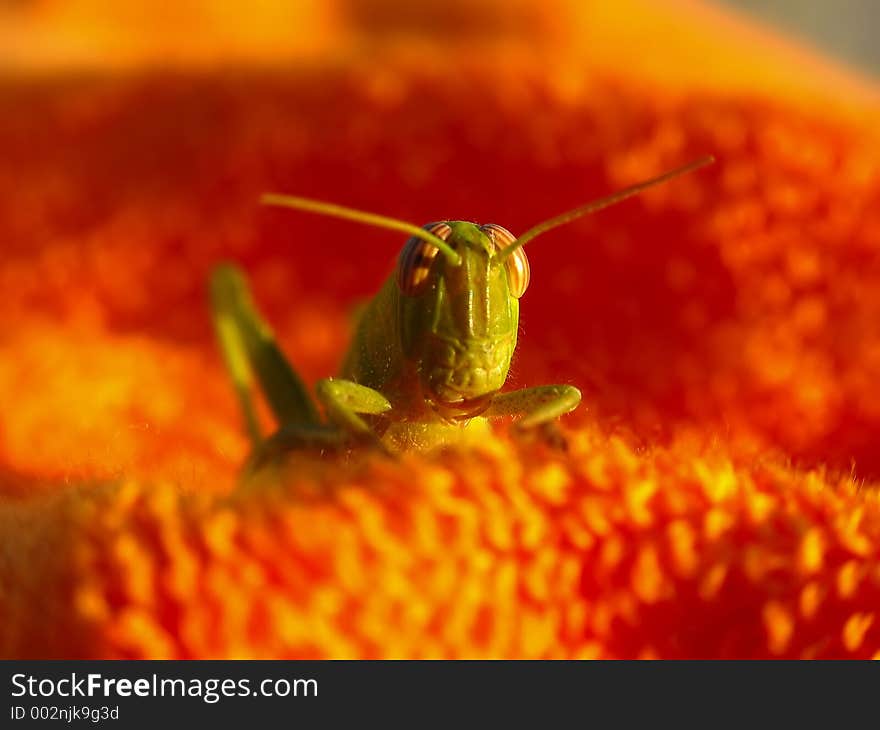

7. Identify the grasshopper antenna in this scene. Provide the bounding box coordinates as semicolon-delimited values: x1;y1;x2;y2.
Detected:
260;193;462;266
497;156;714;261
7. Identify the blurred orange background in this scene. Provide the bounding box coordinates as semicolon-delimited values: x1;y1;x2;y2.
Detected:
2;0;880;659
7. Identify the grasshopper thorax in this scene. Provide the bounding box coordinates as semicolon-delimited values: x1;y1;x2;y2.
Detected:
397;221;529;420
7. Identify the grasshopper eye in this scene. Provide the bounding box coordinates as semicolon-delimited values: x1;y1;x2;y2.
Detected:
482;223;530;298
397;222;452;296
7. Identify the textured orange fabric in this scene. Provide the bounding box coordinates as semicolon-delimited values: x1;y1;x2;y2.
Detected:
2;0;880;658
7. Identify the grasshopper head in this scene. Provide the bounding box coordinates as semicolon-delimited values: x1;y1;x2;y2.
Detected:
260;156;713;422
397;221;529;419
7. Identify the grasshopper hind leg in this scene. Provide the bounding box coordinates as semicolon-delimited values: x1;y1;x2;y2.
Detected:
209;263;325;453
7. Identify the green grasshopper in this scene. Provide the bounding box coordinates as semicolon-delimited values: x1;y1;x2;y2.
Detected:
210;157;712;465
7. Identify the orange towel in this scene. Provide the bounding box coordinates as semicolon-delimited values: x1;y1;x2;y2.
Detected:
1;0;880;658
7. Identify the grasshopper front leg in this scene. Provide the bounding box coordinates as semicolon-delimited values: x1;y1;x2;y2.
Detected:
315;378;392;449
484;384;582;446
